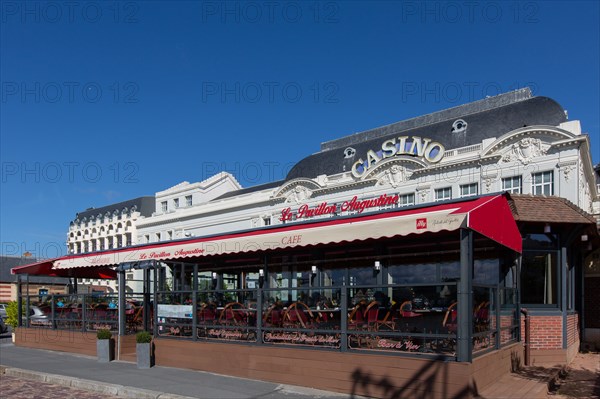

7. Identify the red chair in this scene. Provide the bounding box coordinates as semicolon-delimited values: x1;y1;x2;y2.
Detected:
365;301;380;331
399;300;424;318
263;303;283;327
442;302;458;333
219;302;247;326
347;301;366;330
198;303;217;324
283;302;314;329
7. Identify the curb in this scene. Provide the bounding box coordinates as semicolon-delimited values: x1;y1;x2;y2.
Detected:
1;365;197;399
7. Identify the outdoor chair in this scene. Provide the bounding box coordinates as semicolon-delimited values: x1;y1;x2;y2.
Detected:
219;302;247;326
283;302;314;329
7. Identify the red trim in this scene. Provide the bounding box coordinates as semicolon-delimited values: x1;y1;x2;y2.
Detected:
60;199;473;262
13;194;522;276
11;259;116;278
467;195;522;252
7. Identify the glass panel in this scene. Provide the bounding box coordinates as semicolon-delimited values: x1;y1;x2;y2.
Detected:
196;288;258;342
521;251;558;305
474;259;499;284
389;263;437;284
348;266;377;286
346;284;458;355
262;287;342;348
473;286;495;353
524;234;558;250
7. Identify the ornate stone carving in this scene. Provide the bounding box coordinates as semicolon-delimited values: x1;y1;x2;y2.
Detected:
377;165;411;188
483;177;495;193
501;138;548;165
284;185;312;204
561;164;575;182
416;187;430;203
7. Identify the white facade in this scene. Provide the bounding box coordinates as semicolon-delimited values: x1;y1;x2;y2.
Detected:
67;199;154;293
136;121;598;243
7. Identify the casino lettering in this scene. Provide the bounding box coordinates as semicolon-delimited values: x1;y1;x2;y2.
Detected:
351;135;445;178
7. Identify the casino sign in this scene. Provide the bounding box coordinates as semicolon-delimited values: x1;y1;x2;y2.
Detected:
351;136;445;178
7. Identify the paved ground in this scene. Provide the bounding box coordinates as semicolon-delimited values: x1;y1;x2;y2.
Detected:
1;333;598;398
0;343;352;399
553;352;600;398
0;374;120;399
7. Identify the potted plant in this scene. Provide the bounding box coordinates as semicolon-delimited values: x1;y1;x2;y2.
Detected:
5;301;22;343
136;330;154;369
96;328;115;362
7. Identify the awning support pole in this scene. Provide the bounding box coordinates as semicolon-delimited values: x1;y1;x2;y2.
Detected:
17;274;22;327
457;228;473;362
118;269;126;336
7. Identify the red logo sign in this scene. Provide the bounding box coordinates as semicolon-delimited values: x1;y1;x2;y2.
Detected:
416;218;427;229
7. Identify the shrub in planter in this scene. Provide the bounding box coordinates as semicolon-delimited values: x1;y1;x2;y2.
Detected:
136;330;152;343
136;331;154;369
5;300;25;328
96;328;115;363
5;301;23;342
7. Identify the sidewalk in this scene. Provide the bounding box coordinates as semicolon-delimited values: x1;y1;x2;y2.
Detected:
0;343;350;399
477;351;600;399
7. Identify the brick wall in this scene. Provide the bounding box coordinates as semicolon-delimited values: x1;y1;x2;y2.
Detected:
567;313;579;346
521;315;563;350
584;277;600;328
0;282;12;302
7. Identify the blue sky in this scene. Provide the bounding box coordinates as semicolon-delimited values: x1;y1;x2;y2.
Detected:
1;1;599;259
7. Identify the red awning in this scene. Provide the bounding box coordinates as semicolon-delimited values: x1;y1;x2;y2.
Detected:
11;258;117;278
44;194;521;273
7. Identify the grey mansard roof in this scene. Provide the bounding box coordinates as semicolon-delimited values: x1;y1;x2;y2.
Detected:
74;196;155;221
286;89;567;181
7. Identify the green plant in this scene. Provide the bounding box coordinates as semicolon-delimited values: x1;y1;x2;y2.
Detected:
96;328;112;340
5;301;23;330
136;330;152;343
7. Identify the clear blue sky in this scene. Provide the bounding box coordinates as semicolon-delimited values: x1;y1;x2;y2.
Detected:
1;1;599;259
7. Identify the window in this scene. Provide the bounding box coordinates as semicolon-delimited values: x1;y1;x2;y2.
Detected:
502;176;522;194
185;195;192;207
173;198;179;209
460;183;478;198
532;171;554;196
521;251;558;305
144;234;150;243
521;234;559;306
167;230;173;240
399;193;415;207
263;217;271;226
155;232;161;242
434;187;452;202
161;201;168;212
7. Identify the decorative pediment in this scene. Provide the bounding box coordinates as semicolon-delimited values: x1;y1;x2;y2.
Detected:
501;138;550;165
272;179;322;204
362;158;421;186
482;127;577;162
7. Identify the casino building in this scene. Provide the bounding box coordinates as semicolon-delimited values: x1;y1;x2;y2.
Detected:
12;89;600;398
